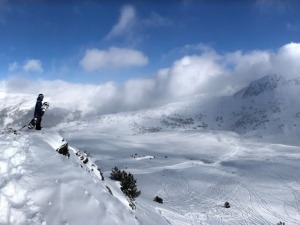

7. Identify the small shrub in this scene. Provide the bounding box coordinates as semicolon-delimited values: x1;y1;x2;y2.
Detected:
277;222;285;225
153;196;163;204
224;201;230;208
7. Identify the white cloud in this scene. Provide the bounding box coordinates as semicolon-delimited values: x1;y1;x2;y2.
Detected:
165;54;225;98
122;78;156;106
8;59;44;74
80;47;148;71
224;50;273;88
106;5;136;39
276;42;300;58
3;77;119;114
106;5;172;42
161;42;300;98
23;59;43;73
274;42;300;76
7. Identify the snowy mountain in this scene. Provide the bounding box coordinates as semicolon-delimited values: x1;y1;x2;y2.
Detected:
1;74;300;141
1;74;300;224
52;74;300;144
234;74;288;99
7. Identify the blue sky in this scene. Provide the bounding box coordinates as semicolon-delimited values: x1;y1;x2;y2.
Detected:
1;0;300;115
0;0;300;85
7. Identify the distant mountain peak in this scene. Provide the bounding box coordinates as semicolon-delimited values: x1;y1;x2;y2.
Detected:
234;74;287;99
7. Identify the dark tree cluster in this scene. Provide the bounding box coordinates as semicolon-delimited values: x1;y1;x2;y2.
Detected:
110;167;141;201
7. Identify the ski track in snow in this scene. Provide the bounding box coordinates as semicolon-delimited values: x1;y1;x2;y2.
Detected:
112;132;300;225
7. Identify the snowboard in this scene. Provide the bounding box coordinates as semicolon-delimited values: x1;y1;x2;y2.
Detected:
28;102;49;129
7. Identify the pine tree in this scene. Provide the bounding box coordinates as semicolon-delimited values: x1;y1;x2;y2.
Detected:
120;173;141;200
110;167;123;181
110;168;141;201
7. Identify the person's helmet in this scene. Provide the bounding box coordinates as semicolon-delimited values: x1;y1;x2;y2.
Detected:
38;94;44;99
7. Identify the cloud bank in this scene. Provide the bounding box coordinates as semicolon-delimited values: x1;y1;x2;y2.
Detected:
2;42;300;115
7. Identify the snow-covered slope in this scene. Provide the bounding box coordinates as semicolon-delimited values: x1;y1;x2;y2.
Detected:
52;74;300;145
1;126;300;224
0;129;140;225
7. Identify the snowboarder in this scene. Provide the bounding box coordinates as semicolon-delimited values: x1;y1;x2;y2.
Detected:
33;93;44;130
28;94;49;130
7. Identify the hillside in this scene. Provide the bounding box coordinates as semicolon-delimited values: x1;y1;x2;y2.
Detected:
52;74;300;144
0;129;143;225
1;122;300;224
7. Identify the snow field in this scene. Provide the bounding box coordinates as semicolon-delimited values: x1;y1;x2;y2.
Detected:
1;123;300;224
66;128;300;224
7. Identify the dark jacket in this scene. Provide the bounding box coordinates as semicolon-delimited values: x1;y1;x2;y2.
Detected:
34;97;43;118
